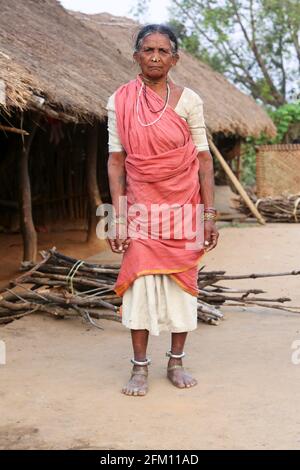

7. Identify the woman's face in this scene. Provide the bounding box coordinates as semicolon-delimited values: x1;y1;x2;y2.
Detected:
133;32;179;80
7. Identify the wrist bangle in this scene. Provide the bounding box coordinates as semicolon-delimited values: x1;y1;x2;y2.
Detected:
203;212;217;221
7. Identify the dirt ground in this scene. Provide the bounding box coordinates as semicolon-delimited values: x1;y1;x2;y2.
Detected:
1;198;300;449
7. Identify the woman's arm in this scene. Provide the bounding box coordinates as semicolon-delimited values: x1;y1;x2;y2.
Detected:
197;150;215;209
107;151;130;253
186;90;218;250
106;93;130;252
184;89;215;208
197;150;219;251
107;150;127;215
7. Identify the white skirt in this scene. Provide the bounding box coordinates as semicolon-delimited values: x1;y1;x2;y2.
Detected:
121;274;198;336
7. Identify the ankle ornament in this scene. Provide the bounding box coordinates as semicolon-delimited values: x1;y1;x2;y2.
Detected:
131;357;151;366
166;350;185;359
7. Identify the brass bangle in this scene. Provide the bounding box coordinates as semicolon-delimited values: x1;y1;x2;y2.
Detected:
203;212;217;221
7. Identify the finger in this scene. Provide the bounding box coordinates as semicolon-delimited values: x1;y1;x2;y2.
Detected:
123;238;131;249
116;239;128;253
209;240;218;250
109;239;123;253
204;240;211;250
211;233;219;246
107;239;115;251
205;238;218;251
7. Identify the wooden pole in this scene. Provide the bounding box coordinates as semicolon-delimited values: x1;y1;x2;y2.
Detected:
86;123;103;241
18;113;40;263
208;137;266;225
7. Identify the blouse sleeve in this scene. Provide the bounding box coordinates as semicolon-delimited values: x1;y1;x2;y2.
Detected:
185;89;210;152
106;92;124;153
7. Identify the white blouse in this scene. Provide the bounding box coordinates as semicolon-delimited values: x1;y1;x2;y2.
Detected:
106;87;210;153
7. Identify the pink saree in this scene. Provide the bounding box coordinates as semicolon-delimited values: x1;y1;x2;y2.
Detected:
113;74;206;297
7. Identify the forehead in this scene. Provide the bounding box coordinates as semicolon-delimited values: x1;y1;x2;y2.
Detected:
141;33;172;48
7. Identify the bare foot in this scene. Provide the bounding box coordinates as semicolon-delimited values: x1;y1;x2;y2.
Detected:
122;365;148;396
167;358;197;389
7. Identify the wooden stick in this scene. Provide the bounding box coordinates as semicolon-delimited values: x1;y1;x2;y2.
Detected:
0;124;29;135
208;137;266;224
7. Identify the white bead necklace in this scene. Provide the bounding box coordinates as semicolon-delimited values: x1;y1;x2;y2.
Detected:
136;80;171;127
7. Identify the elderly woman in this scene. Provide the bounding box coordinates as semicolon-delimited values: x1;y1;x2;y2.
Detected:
106;24;219;397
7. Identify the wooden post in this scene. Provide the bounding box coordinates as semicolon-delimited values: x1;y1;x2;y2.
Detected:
86;123;103;241
208;137;266;225
18;113;40;264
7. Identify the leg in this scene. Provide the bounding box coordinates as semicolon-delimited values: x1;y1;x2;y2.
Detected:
122;329;149;397
167;332;198;389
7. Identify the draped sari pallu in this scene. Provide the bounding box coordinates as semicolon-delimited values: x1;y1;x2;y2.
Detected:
113;75;206;297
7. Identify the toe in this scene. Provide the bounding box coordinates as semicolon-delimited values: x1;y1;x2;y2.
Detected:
174;378;185;388
185;377;197;388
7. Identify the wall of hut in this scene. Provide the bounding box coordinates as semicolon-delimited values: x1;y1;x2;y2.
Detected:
0;112;111;234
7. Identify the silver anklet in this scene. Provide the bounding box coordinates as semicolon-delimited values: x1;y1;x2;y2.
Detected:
166;350;185;359
131;358;151;366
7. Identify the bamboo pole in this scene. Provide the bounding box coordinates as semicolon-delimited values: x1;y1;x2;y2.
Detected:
208;137;266;225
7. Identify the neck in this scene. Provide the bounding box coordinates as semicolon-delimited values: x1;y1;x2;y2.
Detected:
140;73;169;91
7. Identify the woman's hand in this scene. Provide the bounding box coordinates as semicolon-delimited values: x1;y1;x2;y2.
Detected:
108;222;131;254
203;220;219;252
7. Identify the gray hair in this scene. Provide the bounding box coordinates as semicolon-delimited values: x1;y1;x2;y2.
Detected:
133;24;178;55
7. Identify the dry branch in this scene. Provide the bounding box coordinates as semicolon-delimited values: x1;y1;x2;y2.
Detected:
233;192;300;223
1;247;299;328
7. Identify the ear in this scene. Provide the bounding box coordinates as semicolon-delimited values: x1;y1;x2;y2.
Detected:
172;53;179;67
133;51;140;65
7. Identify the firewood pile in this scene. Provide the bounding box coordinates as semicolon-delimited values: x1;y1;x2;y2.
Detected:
233;191;300;223
0;248;300;327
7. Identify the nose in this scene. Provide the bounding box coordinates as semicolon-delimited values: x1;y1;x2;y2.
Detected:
151;55;160;62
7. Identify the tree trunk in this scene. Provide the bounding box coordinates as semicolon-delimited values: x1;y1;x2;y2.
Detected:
18;113;40;264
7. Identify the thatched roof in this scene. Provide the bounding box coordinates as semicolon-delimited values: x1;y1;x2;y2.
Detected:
0;0;276;137
0;0;131;122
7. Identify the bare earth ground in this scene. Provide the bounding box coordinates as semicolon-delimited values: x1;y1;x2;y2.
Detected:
0;212;300;448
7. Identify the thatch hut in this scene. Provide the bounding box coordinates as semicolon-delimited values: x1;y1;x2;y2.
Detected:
0;0;276;263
